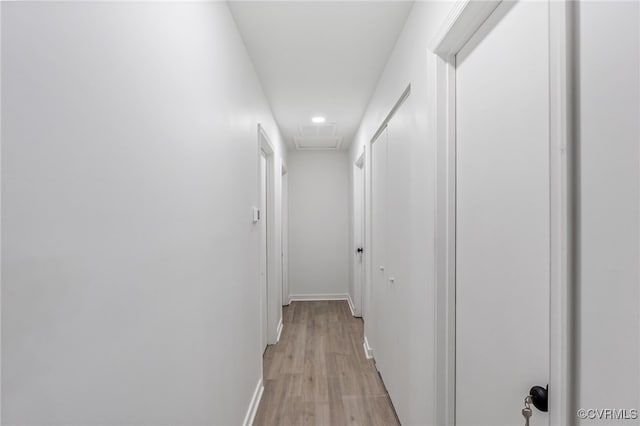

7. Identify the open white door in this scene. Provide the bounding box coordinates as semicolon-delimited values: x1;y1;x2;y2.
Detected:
455;2;551;425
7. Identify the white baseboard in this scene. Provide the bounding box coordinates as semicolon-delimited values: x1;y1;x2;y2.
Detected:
346;294;357;317
288;293;350;303
275;318;283;343
242;378;264;426
363;335;374;360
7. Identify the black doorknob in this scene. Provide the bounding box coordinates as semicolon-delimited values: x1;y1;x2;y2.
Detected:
356;247;363;253
529;385;548;412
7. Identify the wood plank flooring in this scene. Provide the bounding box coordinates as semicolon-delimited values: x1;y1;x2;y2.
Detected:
254;301;400;426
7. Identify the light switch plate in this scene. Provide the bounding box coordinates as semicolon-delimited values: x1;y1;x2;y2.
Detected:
252;207;260;223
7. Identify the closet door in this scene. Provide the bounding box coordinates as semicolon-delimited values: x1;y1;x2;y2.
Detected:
455;2;550;425
371;127;388;372
370;92;413;423
383;97;413;422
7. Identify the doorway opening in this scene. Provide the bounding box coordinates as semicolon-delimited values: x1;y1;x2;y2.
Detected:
258;124;277;352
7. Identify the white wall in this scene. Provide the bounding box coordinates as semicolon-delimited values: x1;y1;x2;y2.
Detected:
348;2;454;424
577;2;640;423
288;150;350;299
1;2;285;425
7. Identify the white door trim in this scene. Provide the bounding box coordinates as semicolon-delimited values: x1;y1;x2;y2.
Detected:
259;151;268;352
548;3;576;425
281;162;289;306
258;123;279;345
430;2;574;425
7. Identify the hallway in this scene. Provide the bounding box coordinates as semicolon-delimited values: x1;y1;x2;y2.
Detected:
2;1;639;425
254;301;399;426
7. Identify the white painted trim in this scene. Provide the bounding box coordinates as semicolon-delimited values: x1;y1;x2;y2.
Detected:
548;2;575;425
257;123;279;346
370;84;411;144
363;336;374;360
281;166;289;307
346;294;358;317
242;378;264;426
430;2;573;425
430;0;502;56
355;148;365;168
258;123;275;155
288;293;350;303
432;47;457;426
432;4;479;423
275;317;283;343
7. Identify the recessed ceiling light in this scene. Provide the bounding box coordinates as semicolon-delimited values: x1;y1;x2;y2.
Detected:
311;116;326;124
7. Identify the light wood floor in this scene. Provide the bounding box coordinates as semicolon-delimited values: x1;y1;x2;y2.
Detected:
254;301;400;426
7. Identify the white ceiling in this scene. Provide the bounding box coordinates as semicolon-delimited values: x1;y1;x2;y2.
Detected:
228;1;414;150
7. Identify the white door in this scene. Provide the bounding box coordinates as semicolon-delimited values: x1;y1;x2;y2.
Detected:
353;160;365;316
260;152;268;352
359;166;366;318
371;121;405;418
371;126;388;367
455;2;550;426
370;92;413;422
383;100;412;421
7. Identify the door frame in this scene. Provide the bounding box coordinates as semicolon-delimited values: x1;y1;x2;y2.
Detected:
257;123;279;345
259;149;269;352
353;148;366;317
430;1;575;425
281;162;289;306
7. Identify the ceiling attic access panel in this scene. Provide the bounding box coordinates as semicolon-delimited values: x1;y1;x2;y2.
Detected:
294;122;343;150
